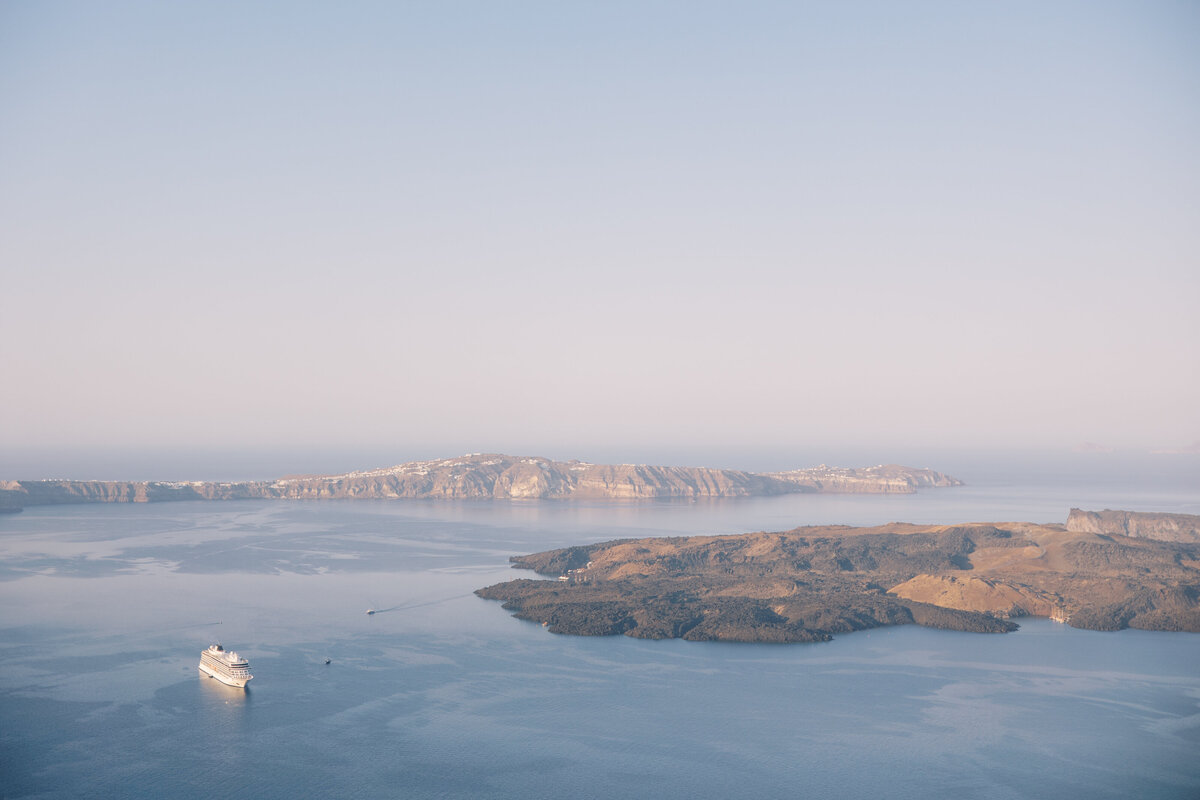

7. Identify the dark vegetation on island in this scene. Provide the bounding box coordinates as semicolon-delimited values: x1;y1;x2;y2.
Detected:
476;512;1200;643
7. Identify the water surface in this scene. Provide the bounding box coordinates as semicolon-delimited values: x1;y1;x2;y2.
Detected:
1;469;1198;799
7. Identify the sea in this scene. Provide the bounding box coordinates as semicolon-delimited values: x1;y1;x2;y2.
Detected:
1;450;1198;799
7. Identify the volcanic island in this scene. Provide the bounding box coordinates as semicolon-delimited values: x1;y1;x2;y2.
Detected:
0;453;960;510
476;510;1200;642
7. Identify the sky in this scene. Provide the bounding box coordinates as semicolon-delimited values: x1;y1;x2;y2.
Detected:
2;1;1198;473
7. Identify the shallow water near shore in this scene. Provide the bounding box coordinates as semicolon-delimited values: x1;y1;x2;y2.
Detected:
2;459;1199;799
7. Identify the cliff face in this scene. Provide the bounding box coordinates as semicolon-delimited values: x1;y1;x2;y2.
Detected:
262;455;799;500
2;454;959;509
0;480;25;513
764;464;962;493
1066;509;1200;544
476;519;1200;641
7;479;266;506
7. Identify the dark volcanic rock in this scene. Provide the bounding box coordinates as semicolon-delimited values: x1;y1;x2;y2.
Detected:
476;521;1200;642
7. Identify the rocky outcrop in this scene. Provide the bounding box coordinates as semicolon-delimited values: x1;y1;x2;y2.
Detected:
476;519;1200;640
1066;509;1200;543
2;454;961;508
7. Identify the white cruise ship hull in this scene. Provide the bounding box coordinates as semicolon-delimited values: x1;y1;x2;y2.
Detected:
198;645;254;688
199;663;252;688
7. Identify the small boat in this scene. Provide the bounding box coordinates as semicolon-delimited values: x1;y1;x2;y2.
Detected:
325;658;331;665
366;609;376;615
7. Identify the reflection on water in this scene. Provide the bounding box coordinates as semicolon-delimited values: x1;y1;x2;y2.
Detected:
198;672;250;710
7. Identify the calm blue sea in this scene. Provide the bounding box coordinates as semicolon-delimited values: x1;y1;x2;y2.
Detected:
1;452;1198;799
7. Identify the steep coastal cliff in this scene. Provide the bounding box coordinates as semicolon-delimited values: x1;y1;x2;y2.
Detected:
1066;508;1200;543
0;481;26;513
265;455;800;500
0;454;961;510
764;463;961;493
476;516;1200;641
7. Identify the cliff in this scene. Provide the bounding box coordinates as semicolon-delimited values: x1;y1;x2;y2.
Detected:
0;480;25;513
5;479;264;506
1066;509;1200;544
0;454;961;509
263;455;802;500
764;463;962;493
476;517;1200;642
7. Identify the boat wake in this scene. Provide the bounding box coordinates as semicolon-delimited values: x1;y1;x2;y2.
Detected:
366;594;473;615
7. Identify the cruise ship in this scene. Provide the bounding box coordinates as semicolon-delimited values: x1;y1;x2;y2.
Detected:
198;644;253;688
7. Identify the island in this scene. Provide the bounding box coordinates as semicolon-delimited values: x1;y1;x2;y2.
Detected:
475;510;1200;642
0;454;960;511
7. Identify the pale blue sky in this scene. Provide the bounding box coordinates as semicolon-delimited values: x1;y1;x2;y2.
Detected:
2;1;1197;462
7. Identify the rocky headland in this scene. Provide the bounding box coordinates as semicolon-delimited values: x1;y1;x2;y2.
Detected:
0;454;960;511
476;513;1200;642
1066;508;1200;543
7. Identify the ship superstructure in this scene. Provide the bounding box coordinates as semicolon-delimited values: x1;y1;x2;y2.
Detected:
198;644;253;688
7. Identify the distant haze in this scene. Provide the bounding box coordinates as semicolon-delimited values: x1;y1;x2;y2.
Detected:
2;2;1197;460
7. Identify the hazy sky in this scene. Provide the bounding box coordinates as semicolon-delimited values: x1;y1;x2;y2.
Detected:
2;1;1198;462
